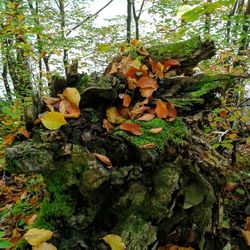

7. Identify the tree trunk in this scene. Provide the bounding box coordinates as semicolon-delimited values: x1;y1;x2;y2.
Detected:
127;0;132;43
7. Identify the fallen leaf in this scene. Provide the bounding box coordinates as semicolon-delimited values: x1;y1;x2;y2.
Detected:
165;102;177;121
131;39;139;46
161;59;181;71
137;76;158;89
102;119;113;133
140;143;156;149
59;99;80;118
63;87;80;107
94;153;112;166
23;228;53;246
150;127;163;134
123;94;131;107
106;107;125;124
25;214;38;225
33;242;57;250
140;87;157;97
3;134;16;147
19;129;31;138
155;99;168;119
120;122;142;136
41;112;67;130
138;113;155;121
43;97;60;105
149;59;164;79
242;230;250;246
102;234;126;250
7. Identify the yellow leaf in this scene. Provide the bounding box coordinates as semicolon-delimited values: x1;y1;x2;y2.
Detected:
41;112;67;130
102;234;126;250
246;137;250;144
33;242;57;250
63;88;80;107
8;2;15;8
23;228;53;246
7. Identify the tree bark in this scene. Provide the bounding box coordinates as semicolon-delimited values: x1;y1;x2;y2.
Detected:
127;0;132;43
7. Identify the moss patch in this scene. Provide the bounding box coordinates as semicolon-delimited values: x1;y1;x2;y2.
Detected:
115;118;188;151
148;36;201;61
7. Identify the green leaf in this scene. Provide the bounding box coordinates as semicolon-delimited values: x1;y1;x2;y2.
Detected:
235;188;245;195
0;232;4;238
0;239;12;249
41;112;67;130
102;234;126;250
183;183;205;209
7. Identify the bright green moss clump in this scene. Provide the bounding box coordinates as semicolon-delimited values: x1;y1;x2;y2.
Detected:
116;118;188;151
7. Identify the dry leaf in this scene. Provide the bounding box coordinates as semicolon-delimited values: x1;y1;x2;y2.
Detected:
63;87;81;107
123;94;131;107
106;107;125;124
137;76;158;89
25;214;38;226
59;99;80;118
3;134;16;147
120;122;142;136
161;59;181;71
140;87;157;97
140;143;156;149
242;230;250;246
19;129;31;138
23;228;53;246
43;97;60;105
102;234;126;250
33;242;57;250
149;59;164;79
155;99;168;119
150;127;163;134
102;119;113;133
41;112;67;130
94;153;112;166
138;113;155;121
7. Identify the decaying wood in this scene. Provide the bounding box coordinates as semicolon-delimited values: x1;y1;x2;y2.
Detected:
6;36;241;250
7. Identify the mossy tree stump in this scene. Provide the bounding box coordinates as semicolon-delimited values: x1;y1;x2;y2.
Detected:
5;37;234;250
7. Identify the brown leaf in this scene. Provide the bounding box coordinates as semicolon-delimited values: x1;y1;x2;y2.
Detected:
137;46;149;57
166;102;177;121
140;87;157;98
123;94;131;107
139;143;156;149
138;113;155;121
43;97;60;105
155;99;168;119
18;129;31;138
137;76;158;89
242;230;250;246
94;153;112;166
120;122;142;136
25;214;38;225
150;127;163;134
102;119;113;133
161;59;181;71
3;134;16;147
149;59;164;79
127;77;138;90
59;99;80;118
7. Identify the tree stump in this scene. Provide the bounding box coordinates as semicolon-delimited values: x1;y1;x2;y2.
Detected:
5;37;233;250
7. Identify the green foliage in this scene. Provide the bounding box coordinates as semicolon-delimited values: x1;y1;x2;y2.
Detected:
0;231;12;249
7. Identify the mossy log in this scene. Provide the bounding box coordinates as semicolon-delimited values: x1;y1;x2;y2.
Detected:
5;37;235;250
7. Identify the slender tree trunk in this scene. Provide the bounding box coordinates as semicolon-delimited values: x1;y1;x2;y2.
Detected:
127;0;132;43
1;50;12;99
132;0;145;40
204;0;212;36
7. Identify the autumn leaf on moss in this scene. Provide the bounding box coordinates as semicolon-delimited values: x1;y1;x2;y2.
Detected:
102;234;126;250
138;113;155;121
120;122;142;136
94;153;112;166
3;134;16;147
106;107;125;124
18;129;31;138
150;127;163;134
161;59;181;71
23;228;53;246
156;100;177;120
41;112;67;130
63;87;80;107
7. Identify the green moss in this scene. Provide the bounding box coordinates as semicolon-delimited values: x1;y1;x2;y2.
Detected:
115;118;188;151
148;36;201;60
168;97;204;107
12;200;35;216
14;239;29;250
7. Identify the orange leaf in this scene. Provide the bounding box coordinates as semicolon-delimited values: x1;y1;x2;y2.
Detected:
43;97;60;105
94;153;112;166
150;127;163;134
139;143;156;149
124;67;147;79
219;110;228;118
59;99;80;118
137;76;158;89
63;87;81;107
161;59;181;71
138;113;155;121
102;119;113;133
131;38;139;46
120;122;142;136
166;102;177;120
3;134;16;147
19;129;31;138
155;99;168;118
123;94;131;107
149;59;164;79
140;87;157;97
25;214;38;225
